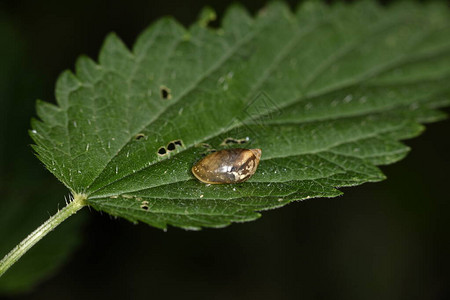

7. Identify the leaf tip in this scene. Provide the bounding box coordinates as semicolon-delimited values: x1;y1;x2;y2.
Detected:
221;2;252;28
75;55;99;81
258;1;293;18
54;70;81;109
196;6;217;27
99;32;132;66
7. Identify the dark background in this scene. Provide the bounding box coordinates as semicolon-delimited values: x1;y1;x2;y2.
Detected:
0;0;449;299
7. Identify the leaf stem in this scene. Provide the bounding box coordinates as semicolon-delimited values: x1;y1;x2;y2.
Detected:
0;193;87;278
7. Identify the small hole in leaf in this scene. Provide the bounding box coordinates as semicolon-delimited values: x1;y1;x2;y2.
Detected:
140;200;149;210
135;133;145;140
157;147;167;156
167;142;176;151
174;140;183;147
238;137;249;144
160;86;172;100
221;137;247;146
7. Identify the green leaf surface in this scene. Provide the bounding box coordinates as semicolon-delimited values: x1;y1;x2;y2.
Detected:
31;1;450;230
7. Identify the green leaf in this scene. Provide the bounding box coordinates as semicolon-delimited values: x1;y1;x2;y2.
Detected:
31;1;450;230
0;14;85;293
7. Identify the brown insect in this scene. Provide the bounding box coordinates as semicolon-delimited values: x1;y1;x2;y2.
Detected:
192;148;262;184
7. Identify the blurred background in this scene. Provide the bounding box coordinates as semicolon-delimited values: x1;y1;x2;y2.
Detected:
0;0;449;299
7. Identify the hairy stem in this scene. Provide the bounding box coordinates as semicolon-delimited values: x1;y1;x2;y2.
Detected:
0;193;87;278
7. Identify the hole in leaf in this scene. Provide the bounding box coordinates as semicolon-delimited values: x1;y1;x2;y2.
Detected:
140;200;149;210
220;137;248;146
226;138;239;144
157;147;167;156
160;86;172;100
135;133;145;140
167;142;176;151
166;140;184;152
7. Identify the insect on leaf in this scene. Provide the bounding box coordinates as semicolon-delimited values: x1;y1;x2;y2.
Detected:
31;1;450;230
